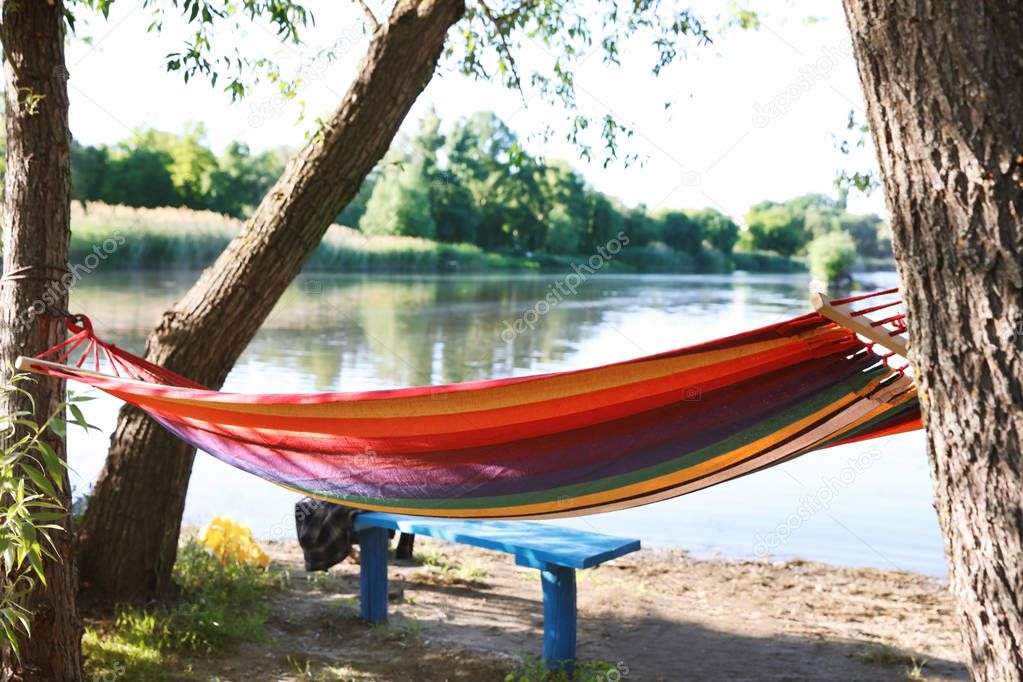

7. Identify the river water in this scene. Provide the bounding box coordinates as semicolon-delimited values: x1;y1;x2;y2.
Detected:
65;270;946;576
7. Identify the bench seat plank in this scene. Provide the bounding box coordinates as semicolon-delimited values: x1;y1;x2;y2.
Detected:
354;512;640;569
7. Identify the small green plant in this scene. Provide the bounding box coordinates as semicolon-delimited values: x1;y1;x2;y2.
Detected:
82;612;164;680
286;655;360;682
857;642;923;673
289;656;315;678
855;642;927;681
83;541;288;678
306;570;350;594
330;596;358;611
0;373;94;660
905;655;927;680
807;230;857;284
370;616;423;646
505;655;623;682
164;542;285;652
413;549;490;586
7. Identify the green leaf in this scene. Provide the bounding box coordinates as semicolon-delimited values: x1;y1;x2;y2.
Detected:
20;464;58;500
26;546;45;584
35;440;65;483
23;500;64;511
1;548;15;576
25;512;68;523
19;522;37;546
14;611;30;638
2;620;21;659
68;403;96;431
49;418;66;439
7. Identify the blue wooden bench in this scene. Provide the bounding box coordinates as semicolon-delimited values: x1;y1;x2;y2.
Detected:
353;512;641;671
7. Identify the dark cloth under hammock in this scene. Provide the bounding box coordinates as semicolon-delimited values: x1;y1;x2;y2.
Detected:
294;497;415;571
295;497;361;571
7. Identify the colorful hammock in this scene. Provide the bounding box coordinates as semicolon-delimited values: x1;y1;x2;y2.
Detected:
19;289;920;519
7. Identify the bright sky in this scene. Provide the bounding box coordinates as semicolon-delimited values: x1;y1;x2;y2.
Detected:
66;0;886;224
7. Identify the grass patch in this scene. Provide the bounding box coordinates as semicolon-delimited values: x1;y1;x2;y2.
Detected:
505;655;625;682
166;542;288;651
304;570;354;595
71;202;538;274
856;642;927;680
413;550;491;587
71;202;804;275
286;656;363;682
83;542;288;680
82;613;164;681
370;616;424;646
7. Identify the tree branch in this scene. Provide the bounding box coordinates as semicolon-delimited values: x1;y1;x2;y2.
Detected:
355;0;380;33
477;0;524;100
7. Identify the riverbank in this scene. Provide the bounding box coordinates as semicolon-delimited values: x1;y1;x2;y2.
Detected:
84;536;965;681
70;202;819;275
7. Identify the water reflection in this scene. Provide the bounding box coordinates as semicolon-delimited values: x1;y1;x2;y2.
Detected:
71;272;819;391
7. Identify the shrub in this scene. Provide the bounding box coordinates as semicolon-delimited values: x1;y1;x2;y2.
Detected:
730;250;807;273
743;202;809;256
505;655;624;682
695;247;729;273
614;243;695;273
688;208;739;255
69;202;538;274
807;230;857;283
84;540;288;679
656;211;704;255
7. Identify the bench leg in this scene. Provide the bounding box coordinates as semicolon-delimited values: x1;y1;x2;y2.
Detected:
540;564;577;673
394;532;415;560
358;526;389;623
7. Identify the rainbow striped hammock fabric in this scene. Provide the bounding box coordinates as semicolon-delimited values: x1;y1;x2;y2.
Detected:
19;289;921;519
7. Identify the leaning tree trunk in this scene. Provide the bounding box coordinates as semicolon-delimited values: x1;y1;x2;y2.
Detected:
842;2;1023;679
0;1;83;680
76;0;466;607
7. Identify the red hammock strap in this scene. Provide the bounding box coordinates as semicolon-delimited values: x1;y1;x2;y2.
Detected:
850;299;902;317
54;336;86;364
36;325;90;360
75;338;96;369
869;312;906;327
830;287;899;306
32;314;206;389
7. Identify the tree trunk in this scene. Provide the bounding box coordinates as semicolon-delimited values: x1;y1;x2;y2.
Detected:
0;1;83;680
842;2;1023;679
76;0;466;607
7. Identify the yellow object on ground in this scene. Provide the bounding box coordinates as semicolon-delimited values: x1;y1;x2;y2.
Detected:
198;516;270;567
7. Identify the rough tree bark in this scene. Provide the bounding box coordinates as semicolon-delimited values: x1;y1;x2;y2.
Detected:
842;2;1023;679
76;0;466;607
0;1;83;680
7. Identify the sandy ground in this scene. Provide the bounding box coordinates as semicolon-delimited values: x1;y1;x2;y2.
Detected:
169;538;967;681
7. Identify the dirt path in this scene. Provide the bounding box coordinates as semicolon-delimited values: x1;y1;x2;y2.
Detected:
173;539;967;681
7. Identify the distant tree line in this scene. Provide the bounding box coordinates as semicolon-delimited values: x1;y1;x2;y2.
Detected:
69;113;891;266
71;123;288;218
345;111;746;259
741;191;892;260
741;191;892;282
